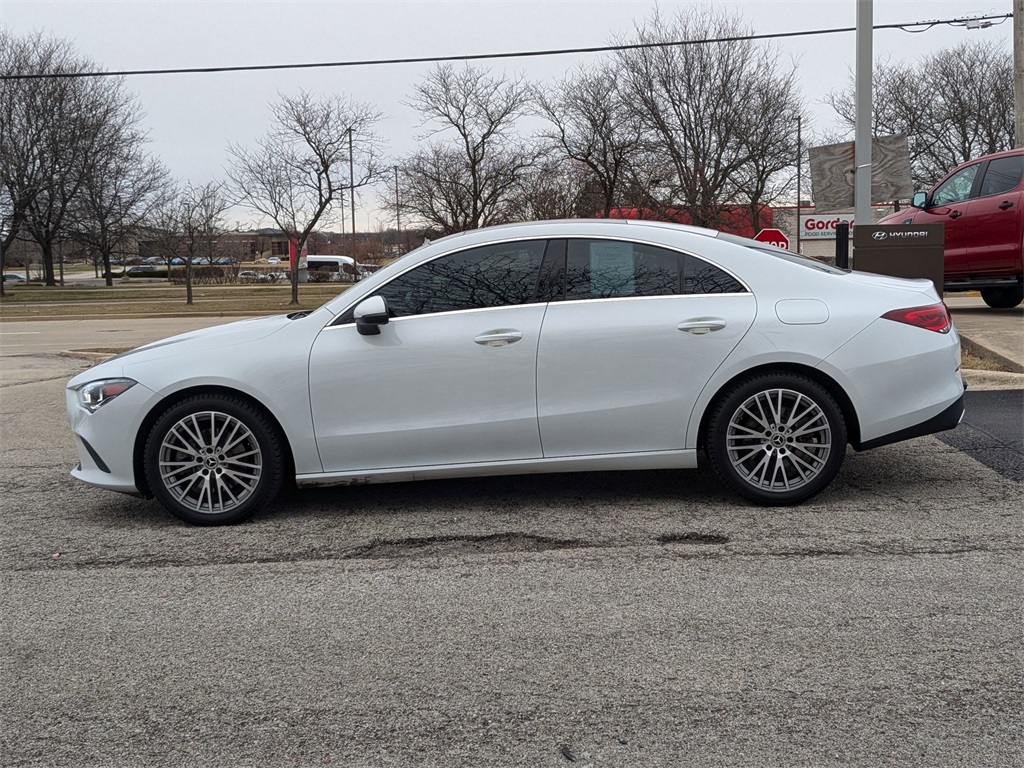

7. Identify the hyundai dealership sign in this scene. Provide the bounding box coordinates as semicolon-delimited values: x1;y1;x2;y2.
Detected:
800;214;855;240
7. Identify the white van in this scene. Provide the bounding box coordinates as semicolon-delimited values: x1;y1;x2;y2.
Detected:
305;255;357;280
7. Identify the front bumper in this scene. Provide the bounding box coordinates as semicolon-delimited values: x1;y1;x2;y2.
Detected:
66;381;157;495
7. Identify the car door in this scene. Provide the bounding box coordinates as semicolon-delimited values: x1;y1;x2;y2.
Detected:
308;240;550;472
536;238;756;458
964;154;1024;275
916;162;981;277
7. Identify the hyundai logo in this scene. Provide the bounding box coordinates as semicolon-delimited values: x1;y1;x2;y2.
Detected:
872;231;888;241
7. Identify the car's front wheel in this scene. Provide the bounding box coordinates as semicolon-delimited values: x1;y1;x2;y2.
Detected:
980;285;1023;309
706;373;847;506
144;394;284;525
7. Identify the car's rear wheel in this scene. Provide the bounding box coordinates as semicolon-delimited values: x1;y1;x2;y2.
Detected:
706;373;847;506
144;394;284;525
980;286;1023;309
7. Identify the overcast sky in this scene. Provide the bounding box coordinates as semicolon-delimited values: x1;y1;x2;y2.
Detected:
1;0;1014;230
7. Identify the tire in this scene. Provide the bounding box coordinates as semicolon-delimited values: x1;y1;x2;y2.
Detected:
706;373;847;506
144;394;284;525
980;286;1023;309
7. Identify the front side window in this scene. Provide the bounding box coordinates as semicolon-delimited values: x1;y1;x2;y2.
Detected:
374;241;546;318
932;165;980;206
979;156;1024;197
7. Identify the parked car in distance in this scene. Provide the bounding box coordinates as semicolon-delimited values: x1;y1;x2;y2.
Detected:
126;265;160;277
2;273;26;284
878;148;1024;308
65;219;965;525
267;257;282;264
239;270;287;284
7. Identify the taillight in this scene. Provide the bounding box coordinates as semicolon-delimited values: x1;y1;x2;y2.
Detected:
881;303;951;333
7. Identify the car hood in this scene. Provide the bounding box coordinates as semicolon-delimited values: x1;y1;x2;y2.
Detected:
68;313;298;387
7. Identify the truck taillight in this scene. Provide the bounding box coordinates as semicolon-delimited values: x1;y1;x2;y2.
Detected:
881;303;952;333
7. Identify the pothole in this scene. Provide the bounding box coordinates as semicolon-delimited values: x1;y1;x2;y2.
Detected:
347;532;588;559
657;532;730;545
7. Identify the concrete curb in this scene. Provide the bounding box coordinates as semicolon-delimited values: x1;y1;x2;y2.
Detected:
959;334;1024;374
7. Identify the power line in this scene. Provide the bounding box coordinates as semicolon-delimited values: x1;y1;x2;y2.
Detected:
0;13;1011;81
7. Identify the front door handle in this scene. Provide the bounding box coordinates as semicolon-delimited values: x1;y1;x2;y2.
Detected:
999;201;1014;210
949;210;962;219
474;330;523;347
678;318;727;335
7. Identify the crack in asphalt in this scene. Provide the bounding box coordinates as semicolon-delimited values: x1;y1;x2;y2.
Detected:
0;374;74;389
5;535;1020;573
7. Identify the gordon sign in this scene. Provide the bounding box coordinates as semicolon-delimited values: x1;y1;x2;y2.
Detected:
800;214;855;240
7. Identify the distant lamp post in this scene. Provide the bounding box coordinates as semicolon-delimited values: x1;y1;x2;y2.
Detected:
795;112;802;255
348;127;356;249
394;165;401;246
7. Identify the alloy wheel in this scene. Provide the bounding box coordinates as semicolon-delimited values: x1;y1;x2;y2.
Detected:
157;410;263;514
725;388;832;493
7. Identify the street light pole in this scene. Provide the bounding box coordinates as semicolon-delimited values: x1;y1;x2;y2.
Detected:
1015;0;1023;147
853;0;873;234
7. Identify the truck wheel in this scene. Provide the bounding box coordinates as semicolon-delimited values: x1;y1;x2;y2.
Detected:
980;286;1023;309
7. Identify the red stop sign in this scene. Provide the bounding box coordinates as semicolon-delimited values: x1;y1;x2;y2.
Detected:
754;228;790;250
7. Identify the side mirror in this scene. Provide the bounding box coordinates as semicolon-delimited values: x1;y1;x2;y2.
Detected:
912;191;928;209
354;295;390;336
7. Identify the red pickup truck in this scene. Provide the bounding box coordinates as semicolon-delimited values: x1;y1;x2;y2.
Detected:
878;148;1024;308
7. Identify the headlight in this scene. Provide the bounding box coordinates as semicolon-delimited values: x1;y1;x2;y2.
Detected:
75;378;137;412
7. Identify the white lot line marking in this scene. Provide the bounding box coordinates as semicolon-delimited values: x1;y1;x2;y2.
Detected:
0;332;41;335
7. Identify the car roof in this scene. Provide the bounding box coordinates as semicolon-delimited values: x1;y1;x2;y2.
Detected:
959;147;1024;165
424;218;723;249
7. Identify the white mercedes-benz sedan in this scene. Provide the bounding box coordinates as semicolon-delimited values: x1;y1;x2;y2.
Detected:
66;219;965;525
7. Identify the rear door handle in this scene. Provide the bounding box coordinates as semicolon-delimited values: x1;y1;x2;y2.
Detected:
999;201;1014;210
677;318;727;335
474;330;523;347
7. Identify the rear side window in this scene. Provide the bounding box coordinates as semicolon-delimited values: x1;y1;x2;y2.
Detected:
563;239;745;299
373;241;546;318
979;156;1024;197
683;254;745;294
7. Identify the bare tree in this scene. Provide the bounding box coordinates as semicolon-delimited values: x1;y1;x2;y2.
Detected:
535;63;645;217
227;91;384;304
826;41;1013;188
514;158;596;221
615;6;801;228
147;182;229;305
0;30;151;289
73;141;170;286
397;64;540;234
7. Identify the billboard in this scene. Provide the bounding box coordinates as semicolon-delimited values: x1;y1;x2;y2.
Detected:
808;136;913;212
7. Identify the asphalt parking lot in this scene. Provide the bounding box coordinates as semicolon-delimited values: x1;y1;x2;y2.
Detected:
1;337;1022;767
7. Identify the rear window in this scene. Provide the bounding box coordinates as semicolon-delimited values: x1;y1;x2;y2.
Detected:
716;232;849;274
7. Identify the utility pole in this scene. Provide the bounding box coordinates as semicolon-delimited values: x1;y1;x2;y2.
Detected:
1015;0;1023;147
854;0;873;236
394;165;401;245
